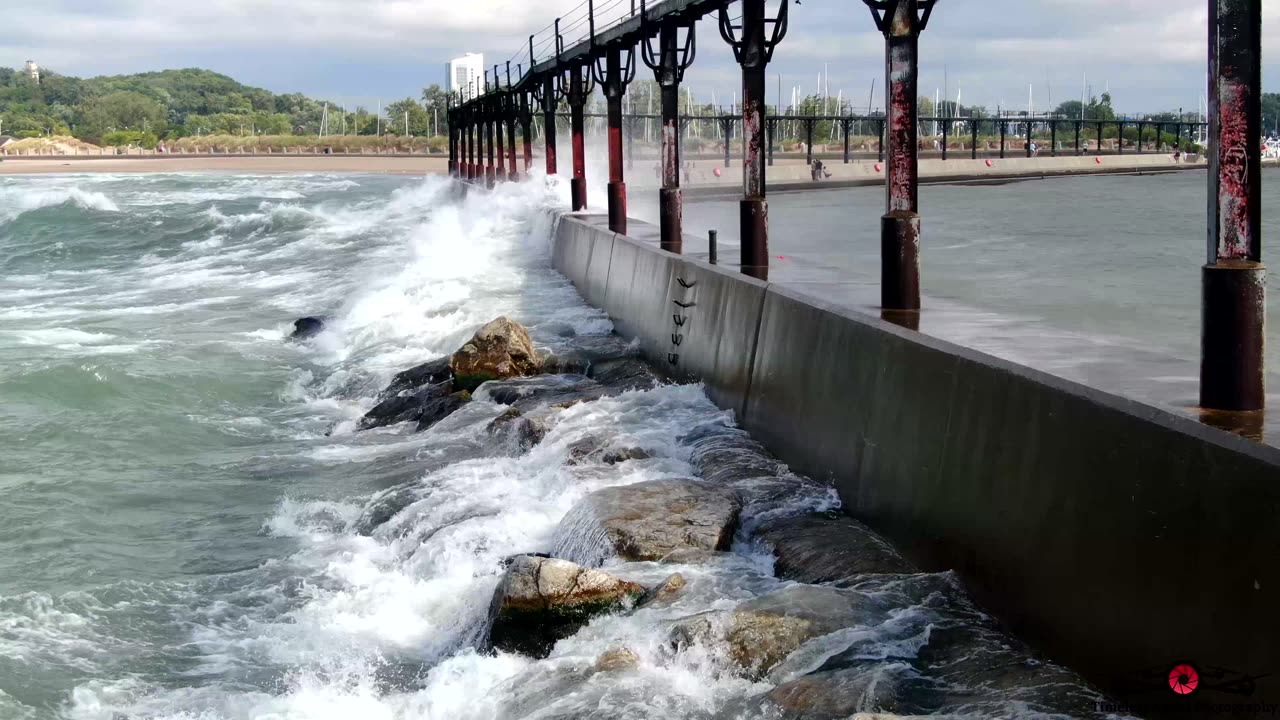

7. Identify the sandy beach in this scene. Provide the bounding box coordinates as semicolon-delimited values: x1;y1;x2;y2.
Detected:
0;155;449;175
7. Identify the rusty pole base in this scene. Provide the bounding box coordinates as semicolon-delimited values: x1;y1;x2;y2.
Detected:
881;210;921;311
510;169;519;182
486;169;496;189
659;187;683;254
739;197;769;281
607;181;627;234
1200;260;1266;411
571;178;587;211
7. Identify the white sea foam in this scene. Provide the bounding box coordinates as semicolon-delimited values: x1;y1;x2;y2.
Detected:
0;171;1117;720
0;187;120;223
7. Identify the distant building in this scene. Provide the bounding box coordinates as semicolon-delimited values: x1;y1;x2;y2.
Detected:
24;60;39;84
447;53;485;100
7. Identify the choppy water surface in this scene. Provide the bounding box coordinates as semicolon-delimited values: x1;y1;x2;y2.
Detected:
1;172;1120;719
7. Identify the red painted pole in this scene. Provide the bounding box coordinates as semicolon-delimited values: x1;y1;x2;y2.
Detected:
653;23;686;253
604;48;627;233
507;110;518;181
522;108;533;173
1202;0;1264;411
876;0;925;311
542;76;558;175
737;0;770;280
466;120;474;181
486;107;497;188
569;69;588;211
496;103;507;182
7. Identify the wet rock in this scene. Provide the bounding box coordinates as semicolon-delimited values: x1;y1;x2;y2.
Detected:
541;352;590;375
414;391;471;432
755;512;915;585
359;380;453;430
565;435;609;465
477;374;605;412
451;316;543;392
359;381;471;432
376;356;452;401
681;422;783;484
638;572;686;608
290;316;326;339
658;548;735;565
553;479;742;563
485;408;547;451
764;669;907;719
562;335;637;363
673;611;815;681
670;585;882;680
352;485;419;535
588;357;660;392
487;555;645;659
594;647;640;672
602;447;651;465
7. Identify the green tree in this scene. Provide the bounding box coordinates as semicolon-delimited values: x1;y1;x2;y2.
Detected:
1084;93;1116;121
79;91;166;137
386;97;432;135
421;84;449;131
1262;93;1280;135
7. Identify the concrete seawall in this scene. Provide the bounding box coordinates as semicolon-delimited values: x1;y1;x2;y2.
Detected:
552;213;1280;714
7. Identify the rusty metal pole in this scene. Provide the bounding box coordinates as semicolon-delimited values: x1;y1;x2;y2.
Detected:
540;76;559;175
720;0;786;280
804;118;814;166
867;0;933;311
496;101;507;183
486;100;497;188
971;118;978;159
447;107;456;176
465;116;473;180
521;92;534;173
599;46;630;233
643;16;695;254
1202;0;1264;411
569;68;589;210
504;99;514;179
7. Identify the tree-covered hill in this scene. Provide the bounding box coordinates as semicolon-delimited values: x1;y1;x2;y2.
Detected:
0;66;449;145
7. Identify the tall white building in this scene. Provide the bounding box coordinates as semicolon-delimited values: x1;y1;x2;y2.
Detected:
24;60;39;84
447;53;485;100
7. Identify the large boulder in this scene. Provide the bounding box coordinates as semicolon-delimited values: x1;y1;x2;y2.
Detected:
587;357;659;393
358;381;469;431
755;512;915;585
553;479;742;564
376;356;452;401
485;408;548;451
670;584;881;680
451;317;543;392
487;555;645;658
290;316;326;339
475;374;605;412
764;670;908;719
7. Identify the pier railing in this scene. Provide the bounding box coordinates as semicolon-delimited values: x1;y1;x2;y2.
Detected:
448;0;1265;416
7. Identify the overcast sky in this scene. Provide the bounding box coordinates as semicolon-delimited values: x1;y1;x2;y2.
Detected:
4;0;1277;115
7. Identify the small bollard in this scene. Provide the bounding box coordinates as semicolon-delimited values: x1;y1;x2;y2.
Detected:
708;230;718;265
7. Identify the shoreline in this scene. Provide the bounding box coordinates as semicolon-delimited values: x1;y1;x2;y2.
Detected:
0;155;449;175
